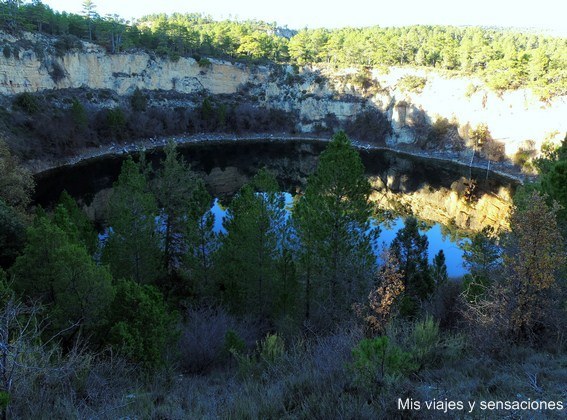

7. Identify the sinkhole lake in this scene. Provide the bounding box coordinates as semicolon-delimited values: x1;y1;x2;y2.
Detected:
39;138;515;279
209;194;467;278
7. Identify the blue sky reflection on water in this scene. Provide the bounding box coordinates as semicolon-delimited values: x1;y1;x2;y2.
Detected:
210;193;467;278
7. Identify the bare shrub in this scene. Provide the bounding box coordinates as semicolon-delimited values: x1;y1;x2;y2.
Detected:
422;117;466;150
459;282;510;355
13;92;40;114
0;295;97;418
178;306;258;373
481;138;506;162
309;327;362;378
79;356;139;414
354;249;404;335
10;344;92;418
54;34;83;57
422;280;463;328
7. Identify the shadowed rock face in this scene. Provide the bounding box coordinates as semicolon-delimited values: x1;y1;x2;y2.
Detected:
33;139;516;232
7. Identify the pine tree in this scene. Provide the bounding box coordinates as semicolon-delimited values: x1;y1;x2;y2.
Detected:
10;212;114;337
50;242;114;333
216;169;289;317
53;190;98;254
0;199;25;268
294;131;378;322
10;213;67;301
540;160;567;223
462;226;500;280
130;87;148;112
461;226;500;302
183;181;219;298
152;141;199;274
391;216;433;316
70;98;88;133
106;279;176;369
81;0;97;41
1;0;23;30
103;157;162;284
431;249;448;286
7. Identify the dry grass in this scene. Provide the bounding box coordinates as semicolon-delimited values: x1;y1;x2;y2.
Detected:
4;318;566;419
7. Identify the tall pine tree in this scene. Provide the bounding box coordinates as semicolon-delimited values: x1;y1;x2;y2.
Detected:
216;169;291;318
431;249;448;286
103;157;163;284
294;131;378;323
10;211;114;338
183;181;219;299
152;141;199;274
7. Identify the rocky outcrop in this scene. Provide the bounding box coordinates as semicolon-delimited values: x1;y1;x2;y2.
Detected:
0;48;255;95
368;67;567;156
1;31;565;159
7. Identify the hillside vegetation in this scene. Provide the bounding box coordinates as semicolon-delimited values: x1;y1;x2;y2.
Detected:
0;132;567;417
0;2;566;98
0;3;566;417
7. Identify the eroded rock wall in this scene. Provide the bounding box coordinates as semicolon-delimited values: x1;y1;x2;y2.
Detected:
1;31;565;158
0;47;256;95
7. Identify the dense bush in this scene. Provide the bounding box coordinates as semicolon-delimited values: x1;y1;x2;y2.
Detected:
53;34;83;56
107;280;178;369
345;108;392;144
397;75;427;93
130;87;148;112
13;92;40;114
424;117;451;145
106;107;127;139
198;57;212;67
351;336;415;389
512;141;537;172
0;199;26;268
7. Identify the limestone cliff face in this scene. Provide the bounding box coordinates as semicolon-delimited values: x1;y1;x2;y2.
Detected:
0;46;254;95
1;31;565;158
368;67;567;155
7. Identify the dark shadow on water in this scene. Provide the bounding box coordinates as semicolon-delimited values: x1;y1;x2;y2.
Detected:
33;138;517;207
